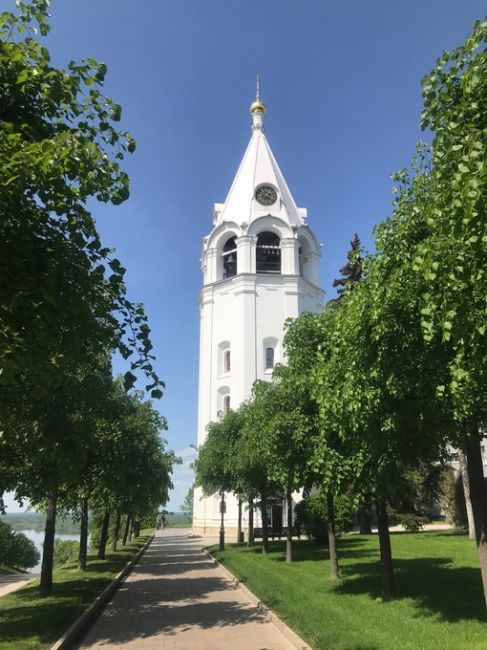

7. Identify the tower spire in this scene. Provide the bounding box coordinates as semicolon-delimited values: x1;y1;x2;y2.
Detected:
250;75;266;132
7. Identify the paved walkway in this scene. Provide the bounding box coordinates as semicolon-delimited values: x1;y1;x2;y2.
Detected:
0;573;38;597
77;528;296;650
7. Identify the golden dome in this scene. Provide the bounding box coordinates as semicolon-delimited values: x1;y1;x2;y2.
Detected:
250;99;266;114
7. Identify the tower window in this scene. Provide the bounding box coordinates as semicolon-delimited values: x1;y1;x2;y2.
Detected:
265;347;275;370
256;232;281;274
222;237;237;278
224;349;231;374
223;394;231;415
218;342;231;377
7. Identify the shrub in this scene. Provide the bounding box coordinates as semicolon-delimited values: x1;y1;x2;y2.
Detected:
53;538;79;566
295;493;355;544
0;520;40;569
387;509;430;532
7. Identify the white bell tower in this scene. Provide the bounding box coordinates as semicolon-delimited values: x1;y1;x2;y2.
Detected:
193;85;324;535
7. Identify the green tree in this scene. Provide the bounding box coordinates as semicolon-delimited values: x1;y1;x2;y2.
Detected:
305;202;450;599
0;1;161;395
416;18;487;604
0;520;39;570
13;362;105;593
227;403;261;547
324;250;447;598
89;386;178;559
240;387;287;554
285;309;359;579
332;233;363;298
0;1;169;592
195;409;245;549
252;368;315;562
332;236;372;533
181;486;194;524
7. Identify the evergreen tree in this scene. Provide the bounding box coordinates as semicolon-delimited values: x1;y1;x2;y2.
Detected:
333;233;363;298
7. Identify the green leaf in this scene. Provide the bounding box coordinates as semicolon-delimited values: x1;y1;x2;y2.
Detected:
16;69;29;84
123;371;137;391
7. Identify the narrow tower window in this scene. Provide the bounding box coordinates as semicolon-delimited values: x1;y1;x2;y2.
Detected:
222;236;237;278
223;394;231;415
256;232;281;274
265;347;275;370
218;342;230;377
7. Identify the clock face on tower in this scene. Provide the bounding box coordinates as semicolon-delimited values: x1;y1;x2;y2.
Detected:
255;184;277;206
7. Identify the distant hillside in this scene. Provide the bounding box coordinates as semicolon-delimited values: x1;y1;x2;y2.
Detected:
3;510;190;533
3;512;81;534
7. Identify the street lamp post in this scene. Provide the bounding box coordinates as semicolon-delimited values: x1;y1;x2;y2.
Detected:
219;489;226;551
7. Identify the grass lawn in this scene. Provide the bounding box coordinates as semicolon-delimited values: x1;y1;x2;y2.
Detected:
211;532;486;650
0;530;153;650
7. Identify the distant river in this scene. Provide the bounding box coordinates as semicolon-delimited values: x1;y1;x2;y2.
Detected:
19;529;81;573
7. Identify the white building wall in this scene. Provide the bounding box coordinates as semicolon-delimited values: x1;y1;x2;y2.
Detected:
193;99;325;536
193;271;324;535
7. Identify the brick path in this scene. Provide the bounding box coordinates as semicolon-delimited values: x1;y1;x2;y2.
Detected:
77;528;296;649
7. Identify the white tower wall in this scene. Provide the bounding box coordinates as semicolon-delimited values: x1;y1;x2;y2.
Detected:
193;94;324;537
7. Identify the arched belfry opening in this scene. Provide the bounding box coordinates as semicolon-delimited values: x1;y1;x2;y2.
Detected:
222;236;237;278
256;231;281;274
298;233;319;285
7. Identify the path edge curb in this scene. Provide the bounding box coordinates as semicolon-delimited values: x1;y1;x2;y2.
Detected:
49;533;155;650
205;549;312;650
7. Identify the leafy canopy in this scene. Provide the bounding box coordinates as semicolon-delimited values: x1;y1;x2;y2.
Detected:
0;0;161;395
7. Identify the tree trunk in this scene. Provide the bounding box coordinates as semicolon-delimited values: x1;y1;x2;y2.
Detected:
247;498;254;547
465;432;487;610
128;517;133;542
261;489;269;554
78;497;89;571
358;500;372;534
237;498;243;543
133;520;141;538
286;488;293;563
111;511;121;552
122;515;131;545
40;490;57;595
327;492;339;579
376;500;393;601
458;449;476;539
98;509;110;560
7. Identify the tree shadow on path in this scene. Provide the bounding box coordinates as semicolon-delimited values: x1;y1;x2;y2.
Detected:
76;587;269;647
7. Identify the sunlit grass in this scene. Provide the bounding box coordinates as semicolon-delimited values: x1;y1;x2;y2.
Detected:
0;530;152;650
211;531;486;650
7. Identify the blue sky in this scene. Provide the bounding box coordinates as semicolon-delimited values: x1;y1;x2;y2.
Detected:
5;1;485;512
